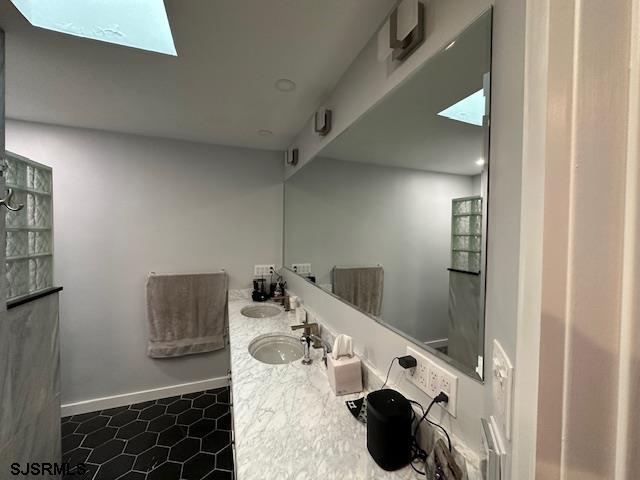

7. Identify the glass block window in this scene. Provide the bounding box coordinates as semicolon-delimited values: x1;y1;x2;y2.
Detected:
4;152;54;300
451;196;482;273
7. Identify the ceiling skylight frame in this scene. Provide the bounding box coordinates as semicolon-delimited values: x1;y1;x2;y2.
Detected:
9;0;177;56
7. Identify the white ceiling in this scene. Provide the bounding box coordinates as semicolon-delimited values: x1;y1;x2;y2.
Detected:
320;12;491;176
0;0;396;150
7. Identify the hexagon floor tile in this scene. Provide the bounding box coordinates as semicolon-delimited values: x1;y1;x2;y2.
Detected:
61;387;233;480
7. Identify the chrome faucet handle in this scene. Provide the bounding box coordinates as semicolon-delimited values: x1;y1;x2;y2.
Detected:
291;322;318;332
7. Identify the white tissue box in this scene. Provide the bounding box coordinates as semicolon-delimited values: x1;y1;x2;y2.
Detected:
327;355;363;396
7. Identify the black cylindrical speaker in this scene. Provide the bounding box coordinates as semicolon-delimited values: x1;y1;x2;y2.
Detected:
366;389;412;471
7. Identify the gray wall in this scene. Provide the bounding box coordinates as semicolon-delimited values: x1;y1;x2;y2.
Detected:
285;156;475;342
283;0;524;463
5;120;284;406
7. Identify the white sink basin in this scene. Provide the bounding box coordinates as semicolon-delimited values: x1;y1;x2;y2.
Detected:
241;304;282;318
248;333;304;364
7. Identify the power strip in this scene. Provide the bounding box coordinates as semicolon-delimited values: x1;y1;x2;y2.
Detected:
406;346;458;417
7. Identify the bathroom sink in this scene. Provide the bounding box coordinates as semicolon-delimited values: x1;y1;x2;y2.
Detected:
241;304;282;318
248;334;304;364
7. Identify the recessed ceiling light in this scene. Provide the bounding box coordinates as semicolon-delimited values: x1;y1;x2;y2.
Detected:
275;78;297;92
476;158;486;166
445;40;456;51
258;129;273;136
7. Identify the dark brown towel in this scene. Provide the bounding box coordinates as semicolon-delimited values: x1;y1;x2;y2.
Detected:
146;272;228;358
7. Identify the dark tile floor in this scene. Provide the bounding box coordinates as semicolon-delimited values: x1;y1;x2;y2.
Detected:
61;387;234;480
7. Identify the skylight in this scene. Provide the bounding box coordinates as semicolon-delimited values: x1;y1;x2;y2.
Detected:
437;89;485;126
10;0;177;56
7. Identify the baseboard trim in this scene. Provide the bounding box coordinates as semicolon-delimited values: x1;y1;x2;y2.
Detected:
61;376;230;417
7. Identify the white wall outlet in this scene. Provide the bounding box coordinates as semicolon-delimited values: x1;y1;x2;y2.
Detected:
291;263;311;275
253;264;276;277
407;349;429;392
427;366;440;397
407;346;458;417
492;339;514;440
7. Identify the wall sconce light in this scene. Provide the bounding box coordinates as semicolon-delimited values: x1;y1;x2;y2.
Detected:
285;148;299;167
378;0;425;62
390;0;425;61
314;107;332;136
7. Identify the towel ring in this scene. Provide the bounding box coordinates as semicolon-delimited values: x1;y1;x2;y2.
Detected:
0;188;24;212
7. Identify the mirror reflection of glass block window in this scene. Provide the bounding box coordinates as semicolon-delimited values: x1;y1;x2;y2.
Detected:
4;152;54;300
451;196;482;273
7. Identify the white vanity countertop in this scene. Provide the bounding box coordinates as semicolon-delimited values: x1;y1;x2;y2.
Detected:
228;291;420;480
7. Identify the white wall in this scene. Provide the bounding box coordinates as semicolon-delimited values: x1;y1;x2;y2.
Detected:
283;0;525;464
285;156;475;342
5;120;283;406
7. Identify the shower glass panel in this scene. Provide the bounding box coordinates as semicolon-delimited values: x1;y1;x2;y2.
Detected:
4;151;53;300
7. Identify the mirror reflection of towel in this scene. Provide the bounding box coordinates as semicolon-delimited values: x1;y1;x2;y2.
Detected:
332;266;384;317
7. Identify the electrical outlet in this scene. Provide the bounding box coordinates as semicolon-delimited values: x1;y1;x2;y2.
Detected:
427;367;440;397
291;263;311;275
430;362;458;417
406;346;458;417
253;264;276;277
439;374;453;396
409;354;429;392
407;346;436;397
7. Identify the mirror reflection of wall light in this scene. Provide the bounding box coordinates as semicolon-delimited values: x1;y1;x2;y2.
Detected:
285;148;299;167
9;0;177;55
314;107;332;136
437;89;485;126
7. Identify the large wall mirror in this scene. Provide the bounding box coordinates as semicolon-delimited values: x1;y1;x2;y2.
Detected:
284;10;492;381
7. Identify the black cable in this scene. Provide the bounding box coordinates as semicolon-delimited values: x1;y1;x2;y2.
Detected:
406;405;426;475
408;399;424;416
413;398;437;438
408;400;427;475
427;417;452;453
410;460;426;476
380;357;399;390
407;392;452;477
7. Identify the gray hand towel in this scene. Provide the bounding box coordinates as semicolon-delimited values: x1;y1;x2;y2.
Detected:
332;266;384;317
146;272;228;358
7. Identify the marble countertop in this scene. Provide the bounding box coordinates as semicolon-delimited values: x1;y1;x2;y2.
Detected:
228;291;421;480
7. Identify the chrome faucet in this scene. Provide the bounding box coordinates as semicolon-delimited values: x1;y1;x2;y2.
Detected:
291;321;318;365
291;314;332;366
308;333;333;366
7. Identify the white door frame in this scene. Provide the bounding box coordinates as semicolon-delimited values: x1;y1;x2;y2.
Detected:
512;0;640;478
